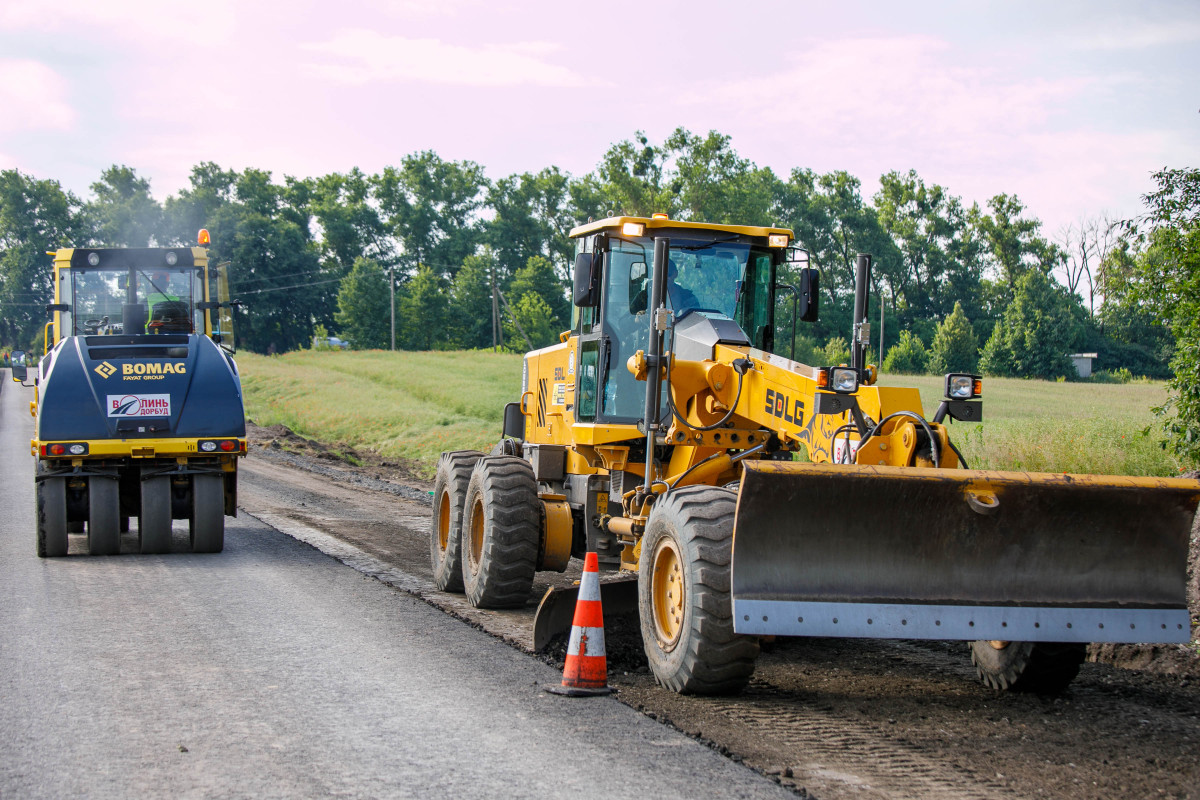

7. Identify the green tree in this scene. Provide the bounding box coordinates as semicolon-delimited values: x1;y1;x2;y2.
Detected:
874;170;984;325
87;165;162;246
507;255;568;331
1126;167;1200;463
186;167;327;353
927;301;979;374
487;167;574;282
822;336;851;366
978;269;1082;379
399;263;451;350
663;128;777;224
572;131;674;219
504;291;557;351
883;330;929;375
334;257;391;349
374;151;488;277
0;170;89;348
450;252;499;349
971;193;1061;304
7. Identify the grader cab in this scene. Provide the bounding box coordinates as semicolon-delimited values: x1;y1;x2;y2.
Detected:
431;215;1199;694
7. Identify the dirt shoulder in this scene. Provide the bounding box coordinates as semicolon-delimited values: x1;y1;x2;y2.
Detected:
241;421;1200;800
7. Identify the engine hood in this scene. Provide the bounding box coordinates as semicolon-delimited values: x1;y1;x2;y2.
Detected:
36;333;246;442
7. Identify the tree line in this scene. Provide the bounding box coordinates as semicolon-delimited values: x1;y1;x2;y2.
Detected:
0;132;1195;457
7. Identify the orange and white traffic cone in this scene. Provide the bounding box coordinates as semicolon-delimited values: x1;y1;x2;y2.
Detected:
547;552;613;696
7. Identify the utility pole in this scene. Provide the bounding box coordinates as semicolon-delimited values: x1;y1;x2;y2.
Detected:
389;263;395;351
491;264;502;352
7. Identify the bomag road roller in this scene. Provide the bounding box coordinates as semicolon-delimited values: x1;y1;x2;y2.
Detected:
431;215;1200;694
10;230;246;557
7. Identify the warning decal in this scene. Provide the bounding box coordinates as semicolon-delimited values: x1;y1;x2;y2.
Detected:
107;394;171;417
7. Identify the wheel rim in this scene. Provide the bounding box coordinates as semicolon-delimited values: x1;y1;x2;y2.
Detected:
468;497;484;571
437;491;451;554
651;537;685;650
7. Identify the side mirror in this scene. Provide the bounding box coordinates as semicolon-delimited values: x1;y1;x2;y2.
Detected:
798;268;819;322
572;252;600;307
10;350;27;382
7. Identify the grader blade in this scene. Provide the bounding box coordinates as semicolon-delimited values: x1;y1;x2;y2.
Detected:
732;461;1200;644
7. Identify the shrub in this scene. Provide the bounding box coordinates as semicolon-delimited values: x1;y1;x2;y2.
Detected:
927;301;979;374
883;330;928;375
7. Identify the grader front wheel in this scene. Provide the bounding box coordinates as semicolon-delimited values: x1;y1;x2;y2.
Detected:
970;640;1085;693
637;486;759;695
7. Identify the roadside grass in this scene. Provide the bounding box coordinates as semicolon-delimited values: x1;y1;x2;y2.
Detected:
240;350;1185;478
878;373;1184;476
239;350;521;477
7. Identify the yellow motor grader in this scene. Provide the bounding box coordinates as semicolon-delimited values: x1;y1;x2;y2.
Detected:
431;215;1199;694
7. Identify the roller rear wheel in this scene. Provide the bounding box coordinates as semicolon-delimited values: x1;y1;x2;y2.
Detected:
139;474;172;554
430;450;483;592
36;467;68;558
87;477;121;555
189;474;225;553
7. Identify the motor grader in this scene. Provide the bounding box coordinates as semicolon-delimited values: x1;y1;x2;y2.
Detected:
431;215;1199;694
10;230;246;556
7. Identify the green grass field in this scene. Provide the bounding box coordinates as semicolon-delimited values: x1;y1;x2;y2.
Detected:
239;350;1186;479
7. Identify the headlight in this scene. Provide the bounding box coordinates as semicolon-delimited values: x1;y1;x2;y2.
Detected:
68;444;87;455
945;373;981;399
768;234;789;248
830;367;859;393
87;252;100;266
621;222;645;237
200;441;218;452
165;251;178;266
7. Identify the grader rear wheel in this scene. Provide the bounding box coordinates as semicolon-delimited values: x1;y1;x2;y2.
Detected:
138;474;172;554
87;476;120;555
970;640;1085;693
189;474;225;553
35;468;68;558
638;486;759;695
430;450;483;592
460;456;539;609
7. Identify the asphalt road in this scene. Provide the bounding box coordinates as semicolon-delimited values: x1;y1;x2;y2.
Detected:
0;372;790;799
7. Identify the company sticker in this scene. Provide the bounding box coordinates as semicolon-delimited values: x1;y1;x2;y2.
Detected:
107;394;171;417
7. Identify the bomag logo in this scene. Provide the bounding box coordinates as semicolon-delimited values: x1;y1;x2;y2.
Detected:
94;361;117;379
122;363;187;376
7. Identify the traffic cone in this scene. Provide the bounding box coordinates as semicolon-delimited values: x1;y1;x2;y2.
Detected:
546;552;613;696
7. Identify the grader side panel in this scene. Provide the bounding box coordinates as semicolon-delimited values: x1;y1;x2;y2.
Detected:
732;461;1200;644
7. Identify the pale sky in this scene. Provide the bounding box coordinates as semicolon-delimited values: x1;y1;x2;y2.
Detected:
2;0;1197;238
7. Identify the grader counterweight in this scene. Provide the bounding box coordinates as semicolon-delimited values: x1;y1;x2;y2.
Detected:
431;215;1199;695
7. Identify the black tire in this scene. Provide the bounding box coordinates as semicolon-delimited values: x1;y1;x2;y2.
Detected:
461;456;539;609
87;476;121;556
190;474;225;553
637;486;759;694
139;474;172;554
430;450;483;592
36;469;68;558
970;640;1085;693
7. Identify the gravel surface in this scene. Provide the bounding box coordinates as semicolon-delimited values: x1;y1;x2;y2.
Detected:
243;422;1200;800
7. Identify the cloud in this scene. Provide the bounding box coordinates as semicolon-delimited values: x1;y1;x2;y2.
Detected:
0;0;235;43
0;60;74;132
302;30;595;88
1066;19;1200;50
